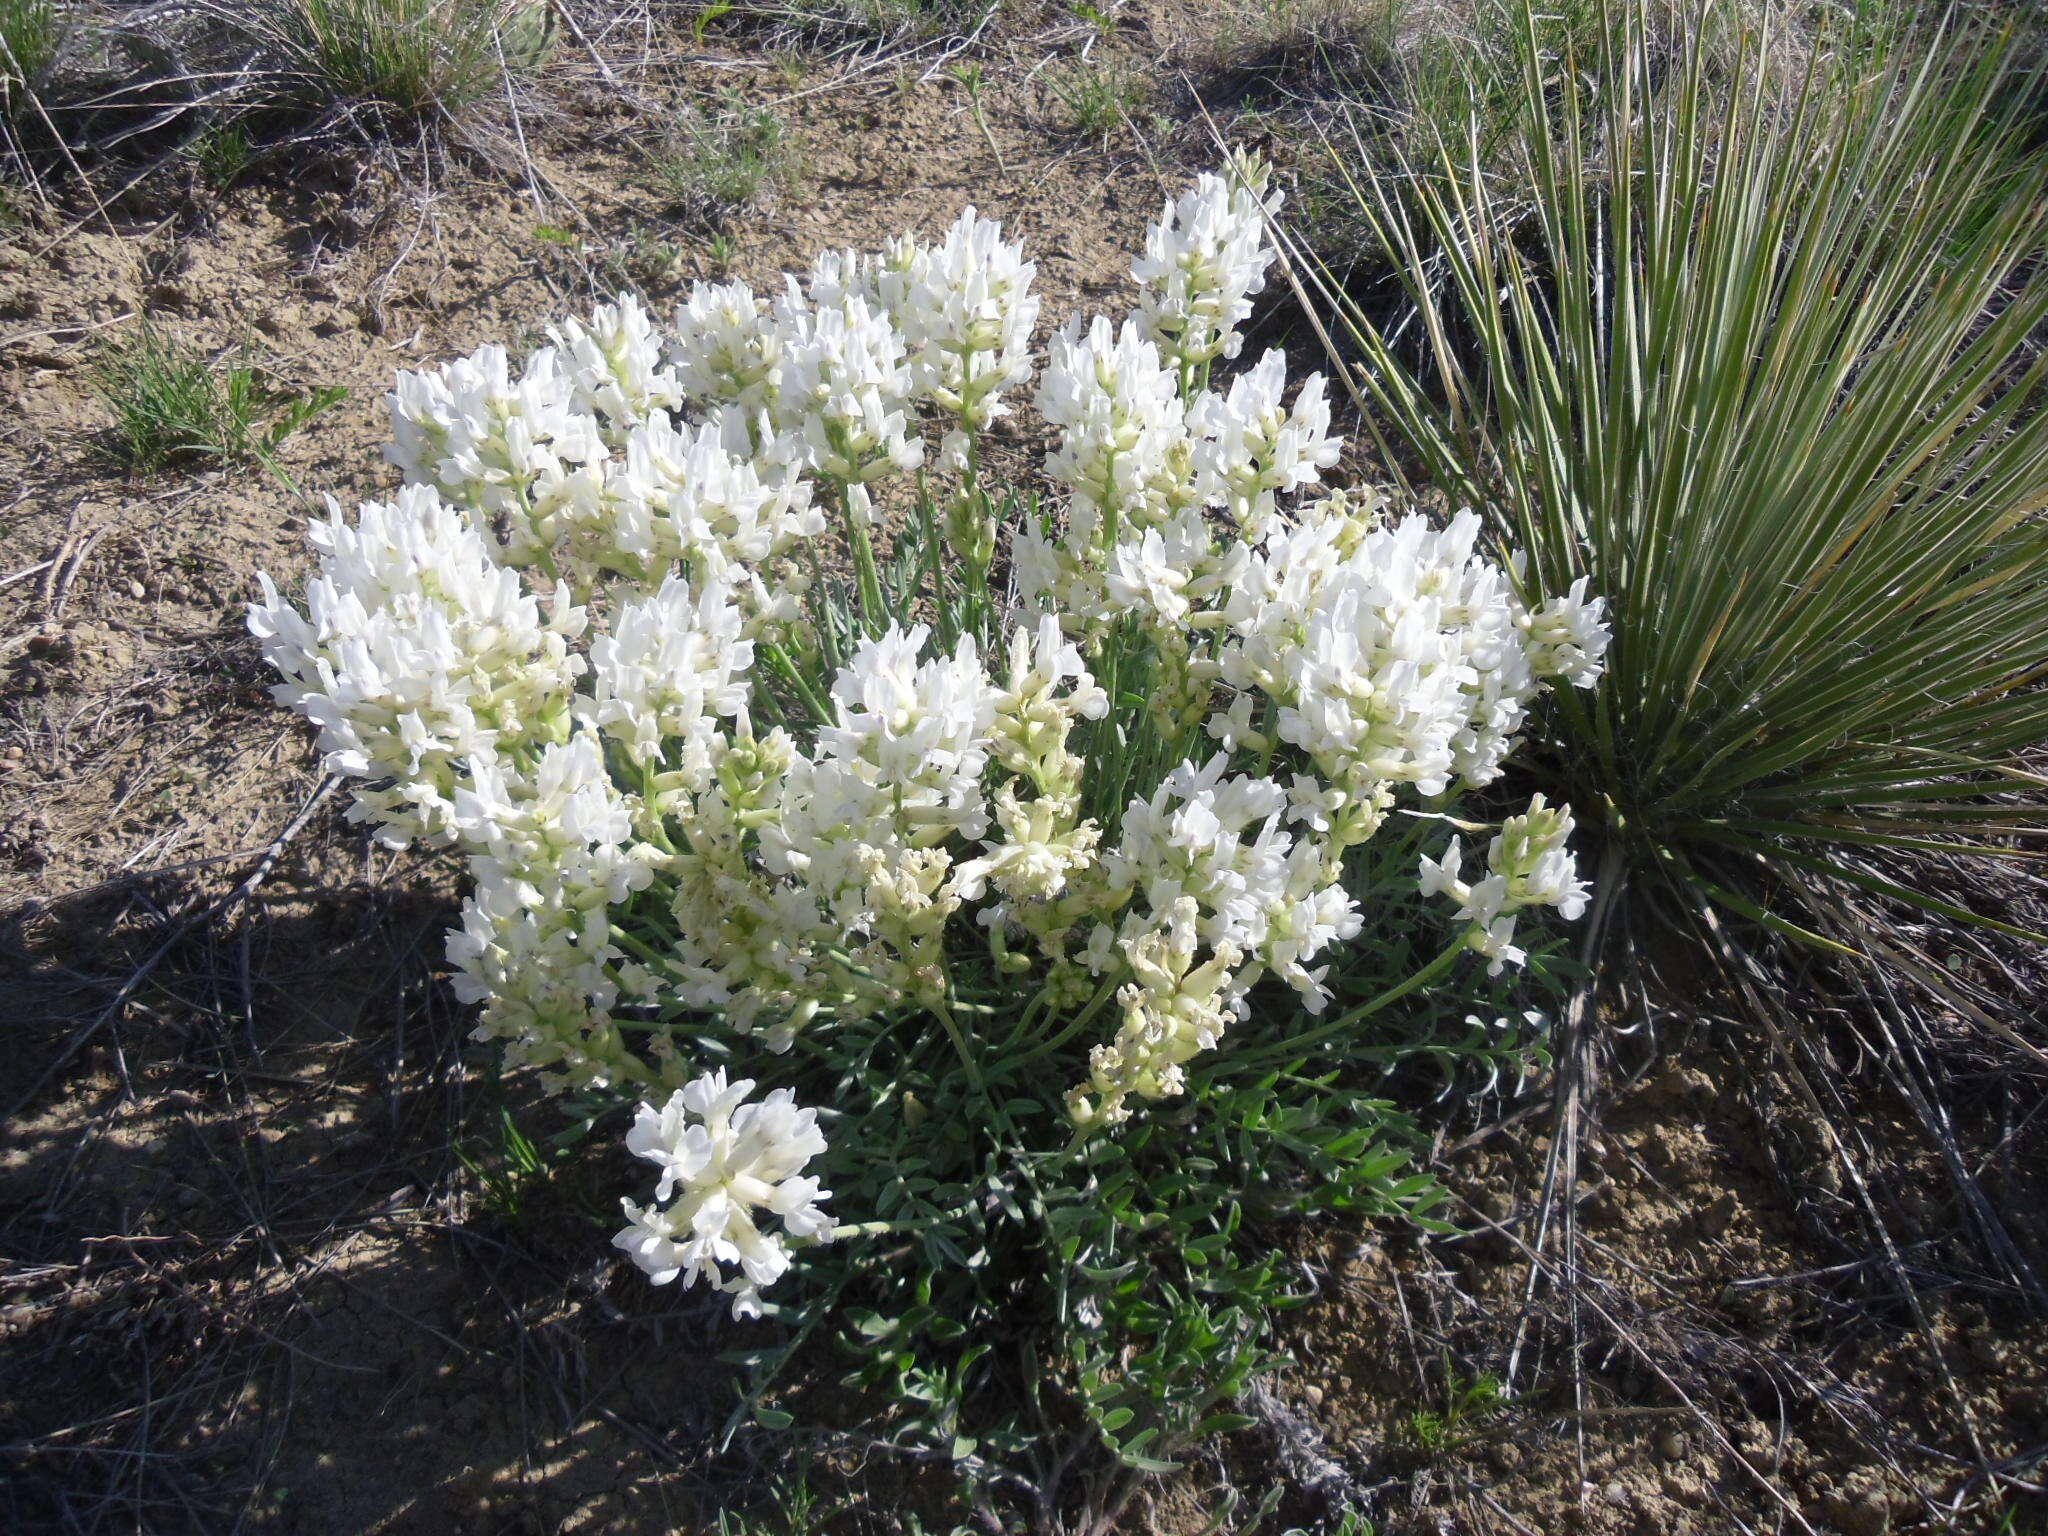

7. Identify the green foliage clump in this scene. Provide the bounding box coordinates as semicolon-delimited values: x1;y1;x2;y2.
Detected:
1046;60;1148;143
91;323;344;473
232;0;555;133
653;97;796;227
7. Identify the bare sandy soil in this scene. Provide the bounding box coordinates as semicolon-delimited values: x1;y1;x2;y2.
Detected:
4;7;2045;1533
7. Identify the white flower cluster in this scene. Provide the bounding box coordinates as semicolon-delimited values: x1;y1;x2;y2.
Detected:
1421;794;1592;975
1131;154;1283;374
1014;173;1342;738
1214;504;1605;840
254;166;1609;1315
249;485;585;849
613;1070;834;1318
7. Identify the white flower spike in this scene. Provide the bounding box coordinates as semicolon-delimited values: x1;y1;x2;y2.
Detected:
613;1070;834;1318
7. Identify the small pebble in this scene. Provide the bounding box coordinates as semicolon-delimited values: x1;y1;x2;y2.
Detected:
1830;1489;1891;1536
177;1186;203;1209
127;578;147;599
1301;1383;1325;1408
1657;1430;1687;1461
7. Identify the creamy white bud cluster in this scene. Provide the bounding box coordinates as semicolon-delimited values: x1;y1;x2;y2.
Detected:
1420;795;1591;975
613;1070;834;1318
1131;152;1283;374
254;166;1608;1317
1069;756;1367;1128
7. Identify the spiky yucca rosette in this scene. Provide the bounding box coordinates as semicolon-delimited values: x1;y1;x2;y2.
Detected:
251;158;1608;1475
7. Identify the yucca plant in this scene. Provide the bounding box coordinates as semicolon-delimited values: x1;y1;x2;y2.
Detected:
1296;2;2048;976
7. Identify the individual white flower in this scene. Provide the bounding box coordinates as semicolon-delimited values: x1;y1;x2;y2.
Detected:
451;729;665;904
1130;153;1282;373
953;783;1102;905
658;721;850;1046
445;730;666;1089
752;627;1000;1006
1105;526;1195;629
815;626;996;805
1488;794;1591;920
448;894;645;1090
988;612;1108;796
248;485;585;847
596;414;822;589
613;1070;833;1318
1101;507;1245;635
807;243;887;312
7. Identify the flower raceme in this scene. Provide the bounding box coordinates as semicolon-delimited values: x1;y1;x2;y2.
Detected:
251;170;1609;1318
613;1070;834;1318
1420;795;1593;975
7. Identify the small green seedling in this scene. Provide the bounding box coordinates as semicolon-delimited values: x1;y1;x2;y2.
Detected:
92;323;345;477
1402;1357;1505;1454
692;0;733;46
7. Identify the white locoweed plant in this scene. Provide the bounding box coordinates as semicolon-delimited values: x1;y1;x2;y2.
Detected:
250;158;1607;1497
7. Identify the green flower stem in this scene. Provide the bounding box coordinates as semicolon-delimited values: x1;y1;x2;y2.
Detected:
802;540;842;674
506;484;564;588
1014;976;1121;1063
611;923;669;970
1235;935;1468;1069
761;639;833;722
919;486;951;648
929;994;986;1093
636;763;678;855
961;433;993;642
832;1218;933;1238
834;476;887;636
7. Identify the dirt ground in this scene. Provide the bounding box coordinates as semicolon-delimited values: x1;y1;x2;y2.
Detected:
4;4;2046;1532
